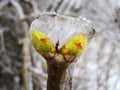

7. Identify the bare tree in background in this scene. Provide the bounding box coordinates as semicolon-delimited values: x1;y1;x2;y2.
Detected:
0;0;120;90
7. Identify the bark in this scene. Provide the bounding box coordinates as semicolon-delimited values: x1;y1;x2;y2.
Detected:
47;57;73;90
47;61;67;90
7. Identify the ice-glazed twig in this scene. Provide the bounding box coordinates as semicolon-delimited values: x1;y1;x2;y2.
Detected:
30;12;95;90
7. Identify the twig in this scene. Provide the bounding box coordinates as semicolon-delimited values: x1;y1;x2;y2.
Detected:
0;61;13;74
0;29;5;53
10;0;33;90
30;13;95;90
54;0;64;12
0;0;9;10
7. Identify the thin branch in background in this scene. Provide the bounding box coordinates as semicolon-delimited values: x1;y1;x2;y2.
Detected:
100;34;120;49
0;61;13;74
103;47;115;90
54;0;64;12
96;39;106;90
55;0;70;14
112;64;120;90
29;67;47;80
0;30;5;53
0;0;9;10
10;1;33;90
30;0;40;15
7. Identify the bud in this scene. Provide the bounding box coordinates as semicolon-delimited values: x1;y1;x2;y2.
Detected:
31;31;55;57
60;34;88;57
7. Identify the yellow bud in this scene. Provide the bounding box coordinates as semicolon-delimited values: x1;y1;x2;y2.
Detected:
60;34;88;56
31;31;55;57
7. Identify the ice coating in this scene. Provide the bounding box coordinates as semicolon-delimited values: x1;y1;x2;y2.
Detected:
30;13;94;49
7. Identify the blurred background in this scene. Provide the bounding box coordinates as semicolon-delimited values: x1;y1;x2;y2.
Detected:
0;0;120;90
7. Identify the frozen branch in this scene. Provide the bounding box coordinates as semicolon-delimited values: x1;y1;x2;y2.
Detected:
30;13;95;90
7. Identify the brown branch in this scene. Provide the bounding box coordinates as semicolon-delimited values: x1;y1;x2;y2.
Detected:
46;57;69;90
46;54;76;90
